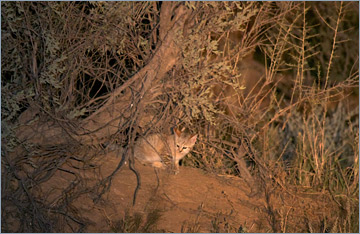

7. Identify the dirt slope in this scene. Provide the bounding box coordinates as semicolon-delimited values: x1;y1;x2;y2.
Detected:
77;151;265;233
34;150;336;233
65;150;335;233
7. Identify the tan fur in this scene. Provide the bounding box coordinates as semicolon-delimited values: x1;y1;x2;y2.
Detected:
134;127;197;173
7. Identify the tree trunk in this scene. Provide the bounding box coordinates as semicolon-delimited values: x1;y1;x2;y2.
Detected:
16;2;192;146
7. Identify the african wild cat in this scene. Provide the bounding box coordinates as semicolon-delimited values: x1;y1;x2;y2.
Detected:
134;127;197;174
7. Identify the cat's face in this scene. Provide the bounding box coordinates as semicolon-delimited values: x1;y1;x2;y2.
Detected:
174;128;197;159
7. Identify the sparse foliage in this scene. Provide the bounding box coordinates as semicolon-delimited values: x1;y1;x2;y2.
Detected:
1;1;358;232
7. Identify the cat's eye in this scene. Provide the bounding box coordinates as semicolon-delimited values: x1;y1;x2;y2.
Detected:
176;144;180;148
182;147;187;150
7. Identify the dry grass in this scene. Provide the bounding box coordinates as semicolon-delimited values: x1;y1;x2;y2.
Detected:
1;1;358;232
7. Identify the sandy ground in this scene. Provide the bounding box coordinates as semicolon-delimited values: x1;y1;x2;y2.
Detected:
51;150;332;233
4;149;335;233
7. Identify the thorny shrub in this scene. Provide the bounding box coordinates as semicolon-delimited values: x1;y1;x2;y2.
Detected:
1;1;358;232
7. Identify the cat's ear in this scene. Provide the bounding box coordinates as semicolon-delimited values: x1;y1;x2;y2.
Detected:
174;127;182;137
189;134;197;144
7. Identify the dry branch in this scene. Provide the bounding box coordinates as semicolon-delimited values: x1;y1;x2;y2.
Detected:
16;2;192;146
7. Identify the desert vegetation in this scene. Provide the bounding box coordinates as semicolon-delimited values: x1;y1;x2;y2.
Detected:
1;1;358;232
